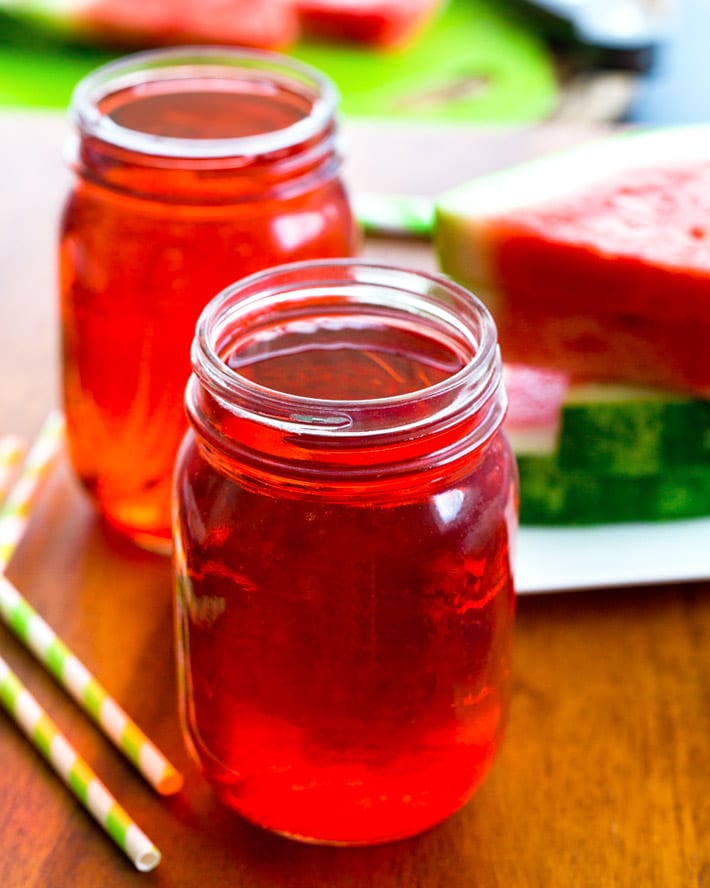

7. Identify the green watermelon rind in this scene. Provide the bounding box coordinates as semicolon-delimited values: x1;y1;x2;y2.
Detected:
557;393;710;475
516;457;710;526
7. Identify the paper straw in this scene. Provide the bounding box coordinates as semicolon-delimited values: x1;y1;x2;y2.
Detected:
0;436;26;502
353;191;435;238
0;654;161;871
0;576;183;795
0;411;64;570
0;415;183;796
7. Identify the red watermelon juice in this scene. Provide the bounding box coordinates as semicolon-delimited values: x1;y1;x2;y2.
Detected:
59;49;357;551
174;262;518;844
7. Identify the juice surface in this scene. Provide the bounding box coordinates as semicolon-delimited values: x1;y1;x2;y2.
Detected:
103;79;309;139
227;313;466;399
61;75;356;549
175;319;517;843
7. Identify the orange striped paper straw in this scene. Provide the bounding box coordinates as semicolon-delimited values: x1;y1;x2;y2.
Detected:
0;412;63;568
0;435;25;497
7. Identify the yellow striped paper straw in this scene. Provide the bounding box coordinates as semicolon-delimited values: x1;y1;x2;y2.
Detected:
0;435;26;499
0;653;161;871
0;414;183;796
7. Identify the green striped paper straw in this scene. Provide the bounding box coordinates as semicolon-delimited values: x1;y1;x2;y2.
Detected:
0;414;183;796
0;653;161;871
0;577;183;795
353;192;435;238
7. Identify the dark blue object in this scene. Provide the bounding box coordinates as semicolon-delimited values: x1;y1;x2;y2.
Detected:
508;0;669;71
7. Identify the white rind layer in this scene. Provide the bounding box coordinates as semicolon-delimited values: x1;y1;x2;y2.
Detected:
436;125;710;221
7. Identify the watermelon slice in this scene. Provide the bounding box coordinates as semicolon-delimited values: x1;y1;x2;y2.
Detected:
0;0;299;49
436;126;710;396
504;364;710;524
293;0;445;48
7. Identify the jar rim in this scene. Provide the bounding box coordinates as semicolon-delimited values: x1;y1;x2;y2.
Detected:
69;45;338;159
191;259;504;440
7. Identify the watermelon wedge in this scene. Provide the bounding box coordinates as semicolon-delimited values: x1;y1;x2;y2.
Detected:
0;0;299;49
436;126;710;396
504;364;710;524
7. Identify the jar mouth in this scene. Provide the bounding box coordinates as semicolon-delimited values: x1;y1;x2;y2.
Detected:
191;260;504;441
69;46;338;159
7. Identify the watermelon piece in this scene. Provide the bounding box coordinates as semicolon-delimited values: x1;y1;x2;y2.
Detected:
436;126;710;396
506;367;710;475
0;0;299;49
293;0;445;48
504;364;710;524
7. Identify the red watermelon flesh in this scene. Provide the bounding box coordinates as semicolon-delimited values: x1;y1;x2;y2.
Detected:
86;0;299;48
503;364;569;441
293;0;445;48
436;128;710;396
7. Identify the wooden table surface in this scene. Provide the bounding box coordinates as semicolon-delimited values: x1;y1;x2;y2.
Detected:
0;112;707;888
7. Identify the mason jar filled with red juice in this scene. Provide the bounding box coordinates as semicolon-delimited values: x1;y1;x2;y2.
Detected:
59;47;358;552
173;260;518;845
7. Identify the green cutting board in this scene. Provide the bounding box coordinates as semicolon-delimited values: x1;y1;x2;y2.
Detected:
295;0;558;123
0;0;557;122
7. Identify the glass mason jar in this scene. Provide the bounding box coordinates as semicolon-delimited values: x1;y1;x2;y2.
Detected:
173;260;518;845
59;47;358;552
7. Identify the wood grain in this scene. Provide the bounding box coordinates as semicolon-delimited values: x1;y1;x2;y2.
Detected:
0;112;707;887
